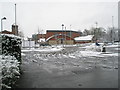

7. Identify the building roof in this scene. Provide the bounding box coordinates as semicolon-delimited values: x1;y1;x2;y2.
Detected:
74;35;94;41
0;30;14;34
0;34;21;39
46;34;62;41
46;34;74;41
47;30;80;33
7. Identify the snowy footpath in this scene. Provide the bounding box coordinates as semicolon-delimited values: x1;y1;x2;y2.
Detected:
15;43;119;88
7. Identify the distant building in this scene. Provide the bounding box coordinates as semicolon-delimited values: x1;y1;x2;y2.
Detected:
0;30;14;34
31;30;95;45
32;30;82;45
32;34;46;44
46;30;81;45
0;24;18;36
22;40;35;48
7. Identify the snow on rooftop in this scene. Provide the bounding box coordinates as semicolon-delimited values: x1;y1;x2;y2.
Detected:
46;34;62;41
1;34;21;39
47;29;79;32
74;35;94;41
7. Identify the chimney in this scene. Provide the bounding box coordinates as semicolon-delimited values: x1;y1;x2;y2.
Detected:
12;24;18;36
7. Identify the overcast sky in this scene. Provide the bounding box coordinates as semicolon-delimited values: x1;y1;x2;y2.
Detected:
0;0;119;37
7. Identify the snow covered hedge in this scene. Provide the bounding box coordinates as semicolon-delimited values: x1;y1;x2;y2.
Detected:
0;55;20;89
1;34;22;63
0;34;22;89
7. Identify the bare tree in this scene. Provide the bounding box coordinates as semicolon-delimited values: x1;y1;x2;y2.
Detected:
82;29;91;36
106;27;119;42
18;31;24;38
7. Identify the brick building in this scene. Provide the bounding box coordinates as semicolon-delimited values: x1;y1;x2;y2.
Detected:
0;24;18;36
32;30;82;45
46;30;81;45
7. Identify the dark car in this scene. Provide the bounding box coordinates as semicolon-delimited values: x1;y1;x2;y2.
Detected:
40;43;51;46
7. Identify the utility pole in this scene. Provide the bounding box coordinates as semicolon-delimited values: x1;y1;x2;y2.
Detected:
62;24;64;46
112;16;114;43
70;25;72;45
65;26;66;45
37;27;40;47
38;27;40;34
95;22;98;40
15;4;16;25
15;4;17;36
1;17;6;56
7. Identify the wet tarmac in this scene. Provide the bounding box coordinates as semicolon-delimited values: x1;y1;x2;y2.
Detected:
15;46;118;88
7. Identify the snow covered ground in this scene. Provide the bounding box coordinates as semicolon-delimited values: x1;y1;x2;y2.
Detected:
21;42;118;71
22;42;119;57
78;42;119;57
15;42;119;88
22;46;64;53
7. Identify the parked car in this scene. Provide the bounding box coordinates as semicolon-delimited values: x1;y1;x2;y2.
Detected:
40;43;51;46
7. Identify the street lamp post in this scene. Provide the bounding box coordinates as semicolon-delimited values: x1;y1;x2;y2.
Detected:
62;24;64;46
112;16;114;43
1;17;6;56
65;26;66;45
70;25;72;45
1;17;6;32
95;22;98;41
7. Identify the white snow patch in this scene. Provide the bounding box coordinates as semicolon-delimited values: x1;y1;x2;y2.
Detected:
77;50;118;57
22;49;33;52
105;44;118;48
114;48;120;50
22;47;64;52
78;43;118;57
68;55;76;58
101;52;118;56
79;51;101;57
21;53;26;56
74;35;94;41
81;43;103;52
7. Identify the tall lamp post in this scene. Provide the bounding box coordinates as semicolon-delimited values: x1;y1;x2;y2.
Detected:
62;24;64;46
112;16;114;43
1;17;6;56
95;22;98;41
1;17;6;32
70;25;72;45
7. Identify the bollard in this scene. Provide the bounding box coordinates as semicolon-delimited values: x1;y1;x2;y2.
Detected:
102;47;106;52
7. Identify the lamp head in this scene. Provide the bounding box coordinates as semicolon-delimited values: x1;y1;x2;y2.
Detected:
2;17;6;20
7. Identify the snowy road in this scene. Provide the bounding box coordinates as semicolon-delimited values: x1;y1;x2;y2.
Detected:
15;44;118;88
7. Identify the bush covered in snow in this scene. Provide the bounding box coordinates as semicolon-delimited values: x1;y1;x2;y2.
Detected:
0;55;20;89
1;34;22;62
0;34;22;89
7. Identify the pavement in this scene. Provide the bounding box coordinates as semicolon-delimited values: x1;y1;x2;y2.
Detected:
14;46;118;88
